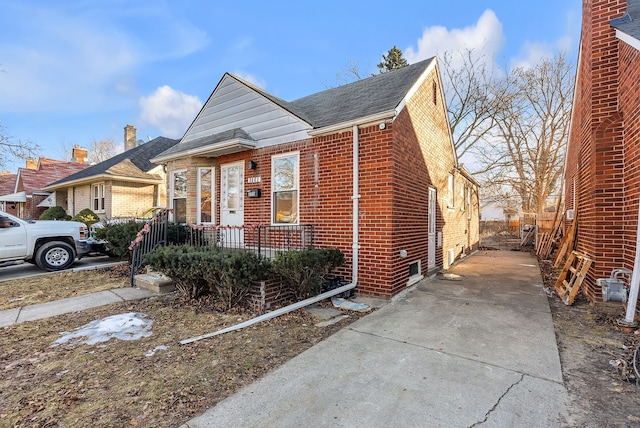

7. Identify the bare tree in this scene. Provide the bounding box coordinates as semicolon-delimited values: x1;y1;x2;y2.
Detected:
0;121;40;171
441;49;504;160
474;53;574;214
87;139;117;164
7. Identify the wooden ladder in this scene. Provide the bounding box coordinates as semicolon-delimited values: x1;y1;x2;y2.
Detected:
554;251;593;305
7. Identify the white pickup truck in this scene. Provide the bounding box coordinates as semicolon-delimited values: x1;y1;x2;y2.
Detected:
0;210;91;271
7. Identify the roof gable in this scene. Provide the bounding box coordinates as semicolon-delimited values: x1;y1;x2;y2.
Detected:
182;74;311;145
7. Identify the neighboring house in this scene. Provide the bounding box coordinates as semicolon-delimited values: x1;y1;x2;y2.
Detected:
564;0;640;301
0;149;90;220
43;126;179;220
151;57;480;299
0;172;18;215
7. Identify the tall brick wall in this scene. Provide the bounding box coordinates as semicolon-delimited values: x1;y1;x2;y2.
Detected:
565;0;635;301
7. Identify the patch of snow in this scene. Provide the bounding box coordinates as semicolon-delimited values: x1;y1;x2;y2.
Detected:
52;312;153;347
145;345;168;357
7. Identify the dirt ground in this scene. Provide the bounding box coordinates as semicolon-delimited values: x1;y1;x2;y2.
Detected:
0;268;370;427
540;260;640;427
3;256;640;427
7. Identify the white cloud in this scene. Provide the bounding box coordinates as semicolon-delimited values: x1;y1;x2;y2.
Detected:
510;10;579;70
0;2;208;114
138;86;203;138
405;10;505;67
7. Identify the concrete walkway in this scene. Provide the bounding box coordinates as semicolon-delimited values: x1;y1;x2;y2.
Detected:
181;250;570;428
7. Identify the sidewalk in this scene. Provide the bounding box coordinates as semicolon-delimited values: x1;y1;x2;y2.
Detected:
181;250;570;428
0;287;155;327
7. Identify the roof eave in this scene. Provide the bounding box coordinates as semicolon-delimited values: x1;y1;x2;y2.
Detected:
308;110;398;136
42;173;163;191
151;138;258;163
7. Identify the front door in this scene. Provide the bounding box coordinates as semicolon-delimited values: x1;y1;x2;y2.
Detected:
220;162;244;243
428;187;436;270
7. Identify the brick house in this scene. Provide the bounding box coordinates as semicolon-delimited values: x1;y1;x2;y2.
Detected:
0;150;90;220
152;58;480;298
43;126;179;220
564;0;640;301
0;172;18;215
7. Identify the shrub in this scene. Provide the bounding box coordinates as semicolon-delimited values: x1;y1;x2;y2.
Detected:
94;220;145;259
71;208;100;227
272;248;345;299
39;206;71;220
144;246;272;308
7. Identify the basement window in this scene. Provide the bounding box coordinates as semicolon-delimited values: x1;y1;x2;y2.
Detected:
407;260;424;286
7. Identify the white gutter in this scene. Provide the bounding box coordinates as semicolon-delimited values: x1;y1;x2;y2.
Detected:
180;282;356;344
308;111;396;136
352;125;360;288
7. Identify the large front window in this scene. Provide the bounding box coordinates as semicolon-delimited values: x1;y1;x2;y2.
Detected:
272;152;299;224
171;170;187;224
92;183;105;212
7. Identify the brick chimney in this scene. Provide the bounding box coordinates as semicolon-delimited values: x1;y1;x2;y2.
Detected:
26;158;38;170
124;124;137;152
71;145;88;164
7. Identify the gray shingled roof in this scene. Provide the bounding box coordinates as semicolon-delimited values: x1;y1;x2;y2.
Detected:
45;136;179;188
611;0;640;41
289;57;435;128
241;57;435;128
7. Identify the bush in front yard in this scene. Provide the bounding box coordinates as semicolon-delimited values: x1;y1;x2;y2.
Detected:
144;246;272;309
39;206;71;220
71;208;100;227
94;220;145;259
272;248;345;299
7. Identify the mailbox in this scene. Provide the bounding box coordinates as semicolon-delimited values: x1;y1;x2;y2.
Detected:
246;189;262;198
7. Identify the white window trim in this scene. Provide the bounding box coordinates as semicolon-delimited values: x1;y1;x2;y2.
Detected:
197;167;215;225
170;169;187;223
407;259;424;286
447;173;455;209
271;151;300;225
92;182;105;213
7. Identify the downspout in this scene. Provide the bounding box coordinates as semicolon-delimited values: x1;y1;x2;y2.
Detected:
352;125;360;288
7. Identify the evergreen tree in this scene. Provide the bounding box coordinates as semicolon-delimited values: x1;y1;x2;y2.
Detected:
377;46;408;73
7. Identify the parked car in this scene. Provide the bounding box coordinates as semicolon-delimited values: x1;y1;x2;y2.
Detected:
88;207;166;254
0;210;90;271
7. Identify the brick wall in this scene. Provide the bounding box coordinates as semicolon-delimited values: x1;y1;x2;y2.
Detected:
565;0;635;301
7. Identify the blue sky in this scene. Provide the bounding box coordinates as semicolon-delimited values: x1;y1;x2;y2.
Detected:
0;0;581;172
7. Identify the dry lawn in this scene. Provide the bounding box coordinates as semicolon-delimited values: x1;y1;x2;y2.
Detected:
1;266;130;311
0;269;369;427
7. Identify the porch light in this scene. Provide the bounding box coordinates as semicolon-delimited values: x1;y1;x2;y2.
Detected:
248;160;257;170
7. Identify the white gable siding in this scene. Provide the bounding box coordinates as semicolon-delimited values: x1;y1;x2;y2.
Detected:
183;75;311;146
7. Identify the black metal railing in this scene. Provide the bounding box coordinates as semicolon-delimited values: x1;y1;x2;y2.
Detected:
129;213;314;286
129;209;169;286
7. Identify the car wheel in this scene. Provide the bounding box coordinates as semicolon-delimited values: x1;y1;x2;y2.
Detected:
35;241;76;271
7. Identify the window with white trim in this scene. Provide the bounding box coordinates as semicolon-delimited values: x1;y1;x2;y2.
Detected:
197;167;214;224
408;260;423;286
447;173;455;208
272;152;299;224
92;183;105;212
171;170;187;224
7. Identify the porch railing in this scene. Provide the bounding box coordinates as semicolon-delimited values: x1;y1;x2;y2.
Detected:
129;209;169;286
129;213;314;286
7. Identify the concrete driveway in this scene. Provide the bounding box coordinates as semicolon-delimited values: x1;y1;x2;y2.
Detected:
181;250;569;428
